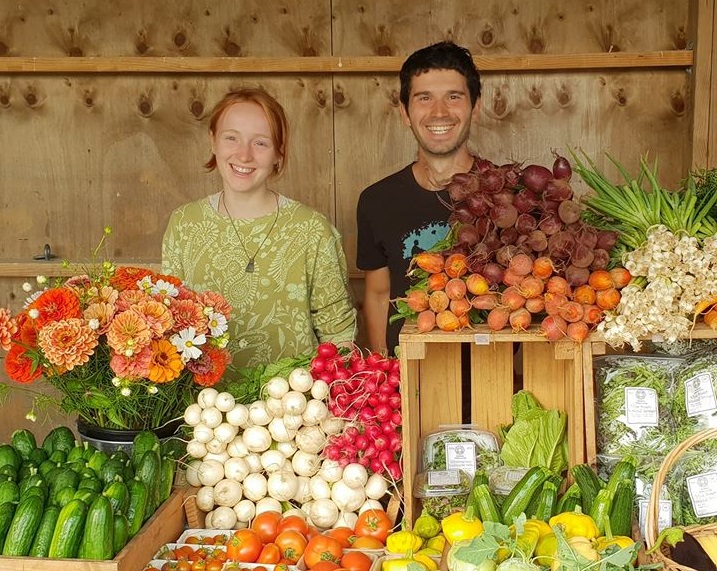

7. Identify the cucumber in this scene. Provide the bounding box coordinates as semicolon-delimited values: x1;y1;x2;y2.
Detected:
112;512;130;556
78;475;103;493
570;464;605;514
126;478;149;537
0;502;17;552
49;498;89;559
0;444;21;471
10;429;37;461
29;447;48;465
73;488;98;505
53;485;77;508
0;481;19;505
78;494;114;560
500;466;551;525
87;449;109;474
99;458;128;486
2;494;44;556
131;431;160;470
158;455;176;504
42;426;76;455
135;449;161;515
103;479;130;515
49;467;80;500
66;443;89;464
609;477;636;537
0;465;17;483
29;505;60;557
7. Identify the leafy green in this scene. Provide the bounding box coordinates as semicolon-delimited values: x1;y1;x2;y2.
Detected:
672;353;717;443
499;391;569;474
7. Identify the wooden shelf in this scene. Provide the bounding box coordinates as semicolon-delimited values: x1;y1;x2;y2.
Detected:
0;260;161;278
0;51;693;74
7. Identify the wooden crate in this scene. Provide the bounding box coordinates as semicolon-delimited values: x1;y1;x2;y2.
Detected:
0;487;187;571
398;324;588;524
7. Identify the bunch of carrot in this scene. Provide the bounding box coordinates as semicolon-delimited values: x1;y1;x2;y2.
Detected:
404;250;631;342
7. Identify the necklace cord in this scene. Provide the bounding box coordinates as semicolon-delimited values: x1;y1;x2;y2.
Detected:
220;191;280;273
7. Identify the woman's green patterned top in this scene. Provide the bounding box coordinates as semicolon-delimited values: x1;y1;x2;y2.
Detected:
162;193;357;369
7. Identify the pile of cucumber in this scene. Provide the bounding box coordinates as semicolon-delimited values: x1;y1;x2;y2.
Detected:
0;426;179;560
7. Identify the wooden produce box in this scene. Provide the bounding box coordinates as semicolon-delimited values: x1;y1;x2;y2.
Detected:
0;488;186;571
398;324;589;524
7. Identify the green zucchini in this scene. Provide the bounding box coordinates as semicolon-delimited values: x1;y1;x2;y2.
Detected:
126;478;149;537
609;477;636;537
532;480;559;522
589;487;614;535
556;482;582;513
2;494;44;556
0;501;17;552
570;463;605;513
605;456;637;497
500;466;551;525
49;498;89;559
473;482;502;523
10;429;37;461
29;505;61;557
78;494;114;560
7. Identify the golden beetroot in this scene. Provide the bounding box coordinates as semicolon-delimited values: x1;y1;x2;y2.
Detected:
517;275;544;299
546;275;572;296
573;284;596;306
450;297;472;318
436;309;461;331
471;292;499;310
445;278;467;300
501;267;524;287
501;286;527;311
444;253;469;278
544;291;569;316
541;314;568;341
525;296;545;314
596;287;621;310
588;269;614;291
487;306;511;331
416;310;437;333
532;256;554;280
582;304;604;325
508;253;534;276
566;321;590;342
405;289;430;312
609;267;632;289
429;290;450;313
465;273;490;295
414;251;445;274
427;272;449;292
704;308;717;330
558;301;584;323
509;308;532;331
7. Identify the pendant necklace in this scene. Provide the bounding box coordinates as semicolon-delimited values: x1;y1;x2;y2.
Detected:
220;190;280;273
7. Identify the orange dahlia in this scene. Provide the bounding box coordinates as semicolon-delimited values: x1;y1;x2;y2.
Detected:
4;344;42;383
187;346;232;387
30;288;82;327
147;339;183;383
37;318;98;371
111;266;154;291
0;308;17;351
13;313;38;347
106;310;152;356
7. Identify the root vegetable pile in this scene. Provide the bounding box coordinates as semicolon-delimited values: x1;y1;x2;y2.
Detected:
399;152;631;338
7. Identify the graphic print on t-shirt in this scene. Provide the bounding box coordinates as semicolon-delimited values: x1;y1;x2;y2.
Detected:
402;222;450;259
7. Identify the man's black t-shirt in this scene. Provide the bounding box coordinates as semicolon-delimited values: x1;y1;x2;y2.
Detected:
356;164;451;353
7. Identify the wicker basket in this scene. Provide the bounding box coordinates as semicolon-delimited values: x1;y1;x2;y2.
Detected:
644;428;717;571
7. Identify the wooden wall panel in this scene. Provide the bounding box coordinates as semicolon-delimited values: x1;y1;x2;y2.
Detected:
0;0;331;57
0;76;334;260
332;0;688;56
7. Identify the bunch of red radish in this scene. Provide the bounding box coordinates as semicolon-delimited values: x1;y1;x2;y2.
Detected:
309;342;402;481
402;151;632;340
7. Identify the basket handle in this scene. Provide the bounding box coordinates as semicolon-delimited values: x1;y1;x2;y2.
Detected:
644;427;717;548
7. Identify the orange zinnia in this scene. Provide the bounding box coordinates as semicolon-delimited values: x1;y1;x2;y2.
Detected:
0;308;17;351
110;345;153;379
84;302;116;334
188;346;232;387
111;266;155;291
37;318;99;371
30;288;82;327
169;299;208;334
147;339;183;383
106;310;152;356
135;300;174;338
4;344;42;384
197;291;233;320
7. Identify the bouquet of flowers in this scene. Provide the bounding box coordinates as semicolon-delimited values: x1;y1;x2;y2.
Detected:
0;258;233;431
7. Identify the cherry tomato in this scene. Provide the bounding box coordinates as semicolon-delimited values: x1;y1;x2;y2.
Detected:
226;528;263;562
205;560;223;571
191;560;206;571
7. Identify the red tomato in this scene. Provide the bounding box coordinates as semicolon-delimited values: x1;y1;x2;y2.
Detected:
354;509;393;543
251;511;283;543
312;561;341;571
326;527;358;548
303;535;343;569
205;562;223;571
191;560;206;571
351;536;384;550
277;514;310;537
275;530;308;563
226;529;263;562
257;542;282;564
340;551;373;571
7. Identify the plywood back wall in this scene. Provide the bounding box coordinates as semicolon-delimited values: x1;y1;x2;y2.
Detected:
0;0;694;273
